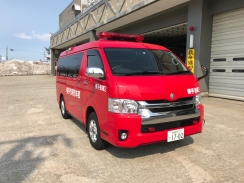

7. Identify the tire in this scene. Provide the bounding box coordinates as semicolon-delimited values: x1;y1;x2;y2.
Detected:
87;112;108;150
60;97;71;119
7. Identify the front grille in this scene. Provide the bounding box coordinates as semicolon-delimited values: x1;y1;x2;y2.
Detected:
141;118;197;133
145;97;194;104
150;104;195;113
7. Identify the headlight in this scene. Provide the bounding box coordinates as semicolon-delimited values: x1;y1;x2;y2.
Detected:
195;93;201;106
108;98;138;114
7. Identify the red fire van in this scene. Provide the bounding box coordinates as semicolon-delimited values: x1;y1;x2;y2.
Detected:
56;32;208;150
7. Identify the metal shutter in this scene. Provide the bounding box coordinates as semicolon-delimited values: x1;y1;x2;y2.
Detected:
209;8;244;101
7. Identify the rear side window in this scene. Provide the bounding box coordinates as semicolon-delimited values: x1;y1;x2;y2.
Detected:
57;53;83;77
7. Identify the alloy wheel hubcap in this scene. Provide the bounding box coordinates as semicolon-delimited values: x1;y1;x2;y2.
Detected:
61;101;65;114
89;120;98;142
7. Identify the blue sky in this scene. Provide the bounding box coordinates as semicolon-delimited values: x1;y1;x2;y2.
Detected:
0;0;69;61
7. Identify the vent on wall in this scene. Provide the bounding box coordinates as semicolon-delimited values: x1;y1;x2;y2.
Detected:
233;57;244;61
232;69;244;73
213;58;226;61
212;69;226;72
72;3;81;15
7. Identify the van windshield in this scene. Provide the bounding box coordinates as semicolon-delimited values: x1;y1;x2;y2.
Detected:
104;48;191;76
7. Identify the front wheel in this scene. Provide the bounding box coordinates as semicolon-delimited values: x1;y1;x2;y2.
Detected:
87;112;108;150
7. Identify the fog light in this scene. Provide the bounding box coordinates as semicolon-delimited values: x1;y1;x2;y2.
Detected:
119;130;128;141
121;132;127;140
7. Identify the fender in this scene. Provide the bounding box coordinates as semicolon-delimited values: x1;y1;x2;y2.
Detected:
57;89;61;104
83;97;100;127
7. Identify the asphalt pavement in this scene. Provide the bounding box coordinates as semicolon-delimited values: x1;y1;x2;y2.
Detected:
0;75;244;183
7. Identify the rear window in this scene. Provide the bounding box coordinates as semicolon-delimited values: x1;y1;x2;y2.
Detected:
104;48;188;76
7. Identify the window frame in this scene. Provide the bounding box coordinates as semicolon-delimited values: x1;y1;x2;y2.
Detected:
87;49;104;70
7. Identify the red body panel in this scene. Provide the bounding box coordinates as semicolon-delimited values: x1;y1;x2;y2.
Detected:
105;104;203;147
56;39;204;148
115;75;199;100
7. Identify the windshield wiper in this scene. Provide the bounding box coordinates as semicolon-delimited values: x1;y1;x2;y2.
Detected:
123;71;162;76
164;70;192;75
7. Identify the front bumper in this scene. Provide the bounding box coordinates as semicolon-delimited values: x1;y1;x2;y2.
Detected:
105;104;204;148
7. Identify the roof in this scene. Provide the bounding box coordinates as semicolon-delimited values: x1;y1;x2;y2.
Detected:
59;40;169;57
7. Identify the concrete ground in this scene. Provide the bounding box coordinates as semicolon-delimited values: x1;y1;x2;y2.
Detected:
0;75;244;183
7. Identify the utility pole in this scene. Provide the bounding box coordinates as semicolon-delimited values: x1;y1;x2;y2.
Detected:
6;46;8;60
43;52;46;61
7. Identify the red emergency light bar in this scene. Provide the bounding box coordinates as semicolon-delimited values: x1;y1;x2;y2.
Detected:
98;32;144;42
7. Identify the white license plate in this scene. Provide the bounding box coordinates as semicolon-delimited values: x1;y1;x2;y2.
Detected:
167;129;184;142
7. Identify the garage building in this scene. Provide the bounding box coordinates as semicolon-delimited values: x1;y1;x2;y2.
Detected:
50;0;244;101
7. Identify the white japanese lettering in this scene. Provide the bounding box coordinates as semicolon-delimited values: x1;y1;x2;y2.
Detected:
66;87;80;98
95;83;107;92
187;87;200;94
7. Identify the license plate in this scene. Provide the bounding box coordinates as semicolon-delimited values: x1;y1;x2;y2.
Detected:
167;129;184;142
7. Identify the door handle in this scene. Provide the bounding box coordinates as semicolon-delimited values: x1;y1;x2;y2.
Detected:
84;80;88;85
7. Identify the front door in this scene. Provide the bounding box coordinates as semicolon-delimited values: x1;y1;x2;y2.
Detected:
82;49;108;130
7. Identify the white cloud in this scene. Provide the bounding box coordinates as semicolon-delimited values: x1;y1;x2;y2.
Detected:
14;33;31;39
31;31;50;41
14;31;50;41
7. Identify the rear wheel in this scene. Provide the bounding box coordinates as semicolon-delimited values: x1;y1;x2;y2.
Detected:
60;97;71;119
87;112;108;150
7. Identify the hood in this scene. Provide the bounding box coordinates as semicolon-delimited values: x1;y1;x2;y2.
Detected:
115;75;199;101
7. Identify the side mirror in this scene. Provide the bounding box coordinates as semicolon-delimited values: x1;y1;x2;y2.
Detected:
197;65;209;81
86;67;104;79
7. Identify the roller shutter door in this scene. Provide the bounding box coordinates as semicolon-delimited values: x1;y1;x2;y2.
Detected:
209;8;244;101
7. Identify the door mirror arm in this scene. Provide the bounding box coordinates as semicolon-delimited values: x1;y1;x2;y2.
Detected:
197;65;209;81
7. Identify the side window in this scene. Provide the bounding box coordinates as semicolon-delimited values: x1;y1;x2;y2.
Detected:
87;49;104;69
57;57;66;76
66;57;74;77
73;53;83;77
57;52;84;78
